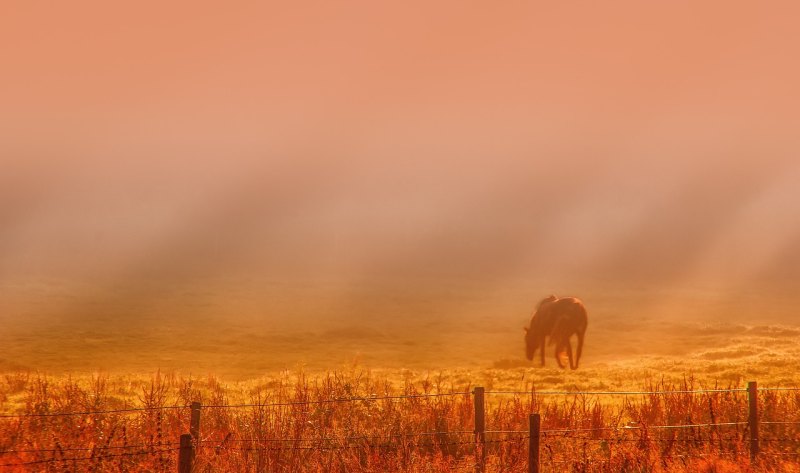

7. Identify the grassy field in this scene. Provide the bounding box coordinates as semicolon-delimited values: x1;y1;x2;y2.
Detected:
2;277;798;376
1;279;799;471
1;367;800;472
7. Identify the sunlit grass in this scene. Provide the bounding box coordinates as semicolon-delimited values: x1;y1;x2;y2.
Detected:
1;357;799;472
3;283;800;470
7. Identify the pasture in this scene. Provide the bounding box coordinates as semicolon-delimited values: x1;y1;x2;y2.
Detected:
3;277;797;378
1;278;799;471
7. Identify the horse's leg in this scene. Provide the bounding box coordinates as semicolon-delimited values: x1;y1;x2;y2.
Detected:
566;336;575;370
574;329;585;369
554;340;565;369
539;335;546;367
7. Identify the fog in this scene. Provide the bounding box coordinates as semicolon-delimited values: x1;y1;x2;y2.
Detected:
1;2;799;373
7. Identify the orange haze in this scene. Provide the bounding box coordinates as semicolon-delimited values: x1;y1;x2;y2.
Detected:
1;1;799;374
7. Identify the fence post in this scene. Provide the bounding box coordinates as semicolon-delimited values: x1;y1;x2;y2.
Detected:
178;433;194;473
529;413;540;473
190;402;201;441
474;386;486;473
748;381;759;461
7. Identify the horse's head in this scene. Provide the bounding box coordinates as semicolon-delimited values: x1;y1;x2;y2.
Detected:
524;296;558;360
524;324;539;360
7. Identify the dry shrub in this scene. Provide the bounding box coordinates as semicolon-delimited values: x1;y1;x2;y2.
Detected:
0;370;798;472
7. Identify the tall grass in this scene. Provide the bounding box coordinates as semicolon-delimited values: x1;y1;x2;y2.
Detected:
1;370;799;472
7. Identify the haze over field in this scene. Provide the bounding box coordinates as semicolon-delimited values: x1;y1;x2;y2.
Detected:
2;1;800;378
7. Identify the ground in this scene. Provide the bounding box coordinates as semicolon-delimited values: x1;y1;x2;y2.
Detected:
1;277;797;390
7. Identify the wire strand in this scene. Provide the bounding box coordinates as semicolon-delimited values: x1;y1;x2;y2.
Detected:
0;442;179;454
0;448;178;467
201;391;469;410
0;405;187;419
486;388;748;396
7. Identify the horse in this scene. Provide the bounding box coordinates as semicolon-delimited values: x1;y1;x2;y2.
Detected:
524;296;588;369
524;295;560;366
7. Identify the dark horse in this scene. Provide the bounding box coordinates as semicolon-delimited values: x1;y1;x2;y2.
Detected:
524;295;588;370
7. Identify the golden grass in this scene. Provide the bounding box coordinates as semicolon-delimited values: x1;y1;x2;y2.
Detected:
1;364;800;472
3;282;800;470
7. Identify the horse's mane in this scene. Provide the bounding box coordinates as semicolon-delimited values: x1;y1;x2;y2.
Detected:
537;294;558;309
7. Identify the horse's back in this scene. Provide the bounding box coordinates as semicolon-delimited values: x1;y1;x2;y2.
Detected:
552;297;585;313
531;296;587;333
553;297;588;331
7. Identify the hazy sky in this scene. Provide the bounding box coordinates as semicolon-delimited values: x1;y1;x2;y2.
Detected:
2;1;800;294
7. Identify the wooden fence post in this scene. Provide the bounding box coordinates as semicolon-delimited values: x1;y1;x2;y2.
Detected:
474;387;486;473
529;413;540;473
178;433;194;473
190;402;201;441
748;381;759;461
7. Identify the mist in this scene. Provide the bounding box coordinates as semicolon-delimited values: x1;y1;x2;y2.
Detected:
2;1;799;374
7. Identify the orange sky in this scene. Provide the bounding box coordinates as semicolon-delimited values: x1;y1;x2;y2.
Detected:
2;1;800;293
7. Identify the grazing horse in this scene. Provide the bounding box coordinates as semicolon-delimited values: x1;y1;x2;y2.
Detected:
524;295;560;366
524;296;588;369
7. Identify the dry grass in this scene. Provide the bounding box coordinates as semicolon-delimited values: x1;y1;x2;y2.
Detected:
3;281;800;470
1;367;800;472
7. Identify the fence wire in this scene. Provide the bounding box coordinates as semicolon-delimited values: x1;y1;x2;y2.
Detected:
202;391;470;409
212;436;528;452
0;448;179;467
1;442;179;454
486;388;748;396
2;384;798;466
5;385;796;419
0;404;188;419
199;431;476;444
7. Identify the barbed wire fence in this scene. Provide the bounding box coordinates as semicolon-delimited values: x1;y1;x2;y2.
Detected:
1;381;799;472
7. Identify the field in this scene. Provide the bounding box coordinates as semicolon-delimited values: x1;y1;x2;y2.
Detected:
5;0;800;469
2;279;800;471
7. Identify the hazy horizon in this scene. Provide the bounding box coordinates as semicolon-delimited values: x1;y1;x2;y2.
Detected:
2;1;800;375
